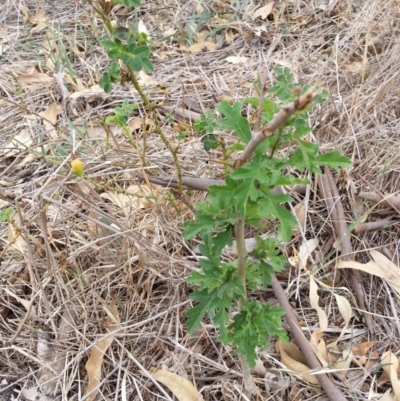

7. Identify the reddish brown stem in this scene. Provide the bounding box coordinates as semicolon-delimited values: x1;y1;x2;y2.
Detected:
271;275;347;401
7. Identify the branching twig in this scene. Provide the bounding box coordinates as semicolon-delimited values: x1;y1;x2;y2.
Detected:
235;86;322;166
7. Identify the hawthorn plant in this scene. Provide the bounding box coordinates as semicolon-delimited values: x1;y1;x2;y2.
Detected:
184;68;351;395
90;0;351;394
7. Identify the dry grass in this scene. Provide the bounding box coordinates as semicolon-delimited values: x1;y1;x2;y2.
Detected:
1;0;400;400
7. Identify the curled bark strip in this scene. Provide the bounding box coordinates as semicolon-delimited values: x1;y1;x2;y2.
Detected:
271;275;348;401
357;191;400;215
324;168;375;334
158;105;201;122
319;174;339;224
354;219;400;234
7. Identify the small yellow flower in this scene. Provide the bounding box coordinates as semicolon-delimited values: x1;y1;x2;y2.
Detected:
71;159;84;174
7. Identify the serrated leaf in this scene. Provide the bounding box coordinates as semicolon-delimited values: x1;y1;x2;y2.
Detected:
201;133;219;151
183;214;215;239
314;151;351;171
216;101;252;143
186;289;216;333
108;61;120;80
258;194;296;241
226;300;287;368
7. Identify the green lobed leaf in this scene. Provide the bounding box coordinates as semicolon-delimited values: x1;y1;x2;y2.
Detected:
99;73;112;93
258;193;297;242
125;55;142;71
141;57;154;72
101;40;116;49
186;265;244;334
314;151;351;171
134;45;151;58
224;300;287;368
121;0;141;7
216;101;252;143
108;48;121;59
287;140;320;172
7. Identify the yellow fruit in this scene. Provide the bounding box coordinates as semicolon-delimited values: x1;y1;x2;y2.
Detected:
71;159;84;173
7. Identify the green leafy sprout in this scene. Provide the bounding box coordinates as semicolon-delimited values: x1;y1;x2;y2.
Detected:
184;67;351;369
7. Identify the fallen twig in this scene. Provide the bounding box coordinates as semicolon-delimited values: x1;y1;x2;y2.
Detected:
6;201;36;345
271;275;348;401
354;219;400;234
357;191;400;215
324;168;375;334
137;173;307;194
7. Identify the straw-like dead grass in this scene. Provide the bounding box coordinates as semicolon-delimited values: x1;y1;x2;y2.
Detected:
1;0;400;400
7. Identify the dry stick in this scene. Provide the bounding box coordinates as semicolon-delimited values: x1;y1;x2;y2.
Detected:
357;191;400;215
355;173;400;216
6;201;37;345
158;105;201;122
136;174;307;195
271;275;347;401
324;168;375;334
318;174;339;223
354;219;400;234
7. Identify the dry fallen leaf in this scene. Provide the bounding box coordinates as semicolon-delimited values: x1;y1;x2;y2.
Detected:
381;351;400;400
40;103;62;139
100;185;156;213
293;202;306;232
331;347;352;379
225;29;235;45
6;217;27;257
3;287;36;317
137;70;157;86
0;26;9;44
3;129;33;157
15;71;54;88
85;300;120;401
299;239;318;269
252;1;275;20
332;293;352;344
309;276;328;331
338;252;400;296
276;339;319;384
180;40;217;53
29;9;47;32
152;370;204;401
70;84;106;100
310;331;329;367
380;389;397;401
346;60;366;74
38;310;76;394
138;19;150;39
